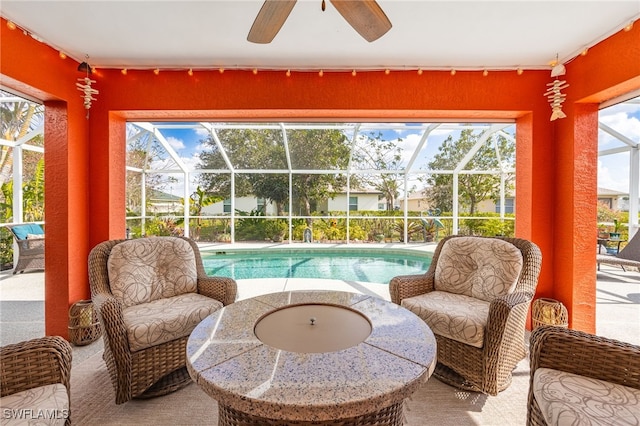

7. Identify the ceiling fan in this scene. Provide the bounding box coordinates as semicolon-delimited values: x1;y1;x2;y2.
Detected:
247;0;392;44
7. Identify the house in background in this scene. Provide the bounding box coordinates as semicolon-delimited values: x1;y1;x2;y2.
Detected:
147;190;184;215
598;187;630;211
203;197;278;216
398;190;515;215
320;189;383;212
398;191;431;212
202;188;383;216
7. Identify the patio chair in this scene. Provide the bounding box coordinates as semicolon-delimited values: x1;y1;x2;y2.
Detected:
6;223;45;274
528;326;640;425
597;230;640;272
390;235;542;395
0;336;72;425
88;236;237;404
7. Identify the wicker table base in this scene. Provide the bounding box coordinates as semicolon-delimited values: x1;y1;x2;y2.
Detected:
218;402;404;426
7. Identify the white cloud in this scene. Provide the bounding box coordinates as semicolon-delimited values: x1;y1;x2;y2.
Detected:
598;157;629;193
166;136;186;151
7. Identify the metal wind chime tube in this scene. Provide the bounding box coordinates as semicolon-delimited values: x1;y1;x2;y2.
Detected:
76;55;98;119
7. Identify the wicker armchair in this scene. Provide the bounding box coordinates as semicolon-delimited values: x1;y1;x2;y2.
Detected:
528;326;640;425
89;236;237;404
6;223;45;274
0;336;72;425
390;235;542;395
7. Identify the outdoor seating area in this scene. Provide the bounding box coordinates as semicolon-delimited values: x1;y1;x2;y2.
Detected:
5;223;45;274
597;230;640;272
1;244;639;425
2;1;640;424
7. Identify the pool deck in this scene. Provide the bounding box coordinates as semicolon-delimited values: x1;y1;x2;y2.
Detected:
1;241;638;349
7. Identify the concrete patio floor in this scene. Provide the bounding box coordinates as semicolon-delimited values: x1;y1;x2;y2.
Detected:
1;246;638;353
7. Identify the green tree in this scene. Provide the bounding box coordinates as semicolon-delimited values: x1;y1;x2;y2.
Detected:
198;128;352;224
353;132;403;211
422;128;515;214
125;128;167;215
287;129;351;223
189;186;223;240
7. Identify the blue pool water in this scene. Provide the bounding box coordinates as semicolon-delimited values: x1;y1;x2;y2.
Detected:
201;249;432;284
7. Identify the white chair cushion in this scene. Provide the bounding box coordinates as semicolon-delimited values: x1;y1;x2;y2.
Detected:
533;367;640;426
107;237;198;308
401;290;490;348
122;292;222;352
0;383;69;425
434;237;523;302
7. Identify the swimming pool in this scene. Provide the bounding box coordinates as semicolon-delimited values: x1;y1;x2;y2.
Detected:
201;249;432;284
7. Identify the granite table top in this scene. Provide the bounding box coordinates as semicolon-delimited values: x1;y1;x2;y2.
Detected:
186;290;437;423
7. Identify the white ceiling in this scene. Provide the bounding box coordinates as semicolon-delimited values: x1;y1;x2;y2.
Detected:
1;1;639;72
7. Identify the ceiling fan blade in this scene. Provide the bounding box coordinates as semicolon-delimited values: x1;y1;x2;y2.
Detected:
248;0;297;44
330;0;392;42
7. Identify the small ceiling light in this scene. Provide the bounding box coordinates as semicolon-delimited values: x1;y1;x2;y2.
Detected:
581;48;589;56
286;69;291;77
318;69;324;77
352;69;357;76
219;68;225;74
417;68;423;75
253;68;258;75
450;69;456;76
517;68;523;75
188;68;194;76
624;21;633;31
483;69;489;76
153;68;160;75
121;68;127;75
59;51;67;59
6;20;17;30
385;69;390;75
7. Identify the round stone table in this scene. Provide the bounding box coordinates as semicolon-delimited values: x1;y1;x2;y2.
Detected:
186;290;437;426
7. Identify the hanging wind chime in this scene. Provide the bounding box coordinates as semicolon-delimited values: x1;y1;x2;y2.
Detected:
76;55;98;119
544;56;569;121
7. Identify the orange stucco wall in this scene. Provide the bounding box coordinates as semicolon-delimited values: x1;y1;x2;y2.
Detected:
1;17;639;337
